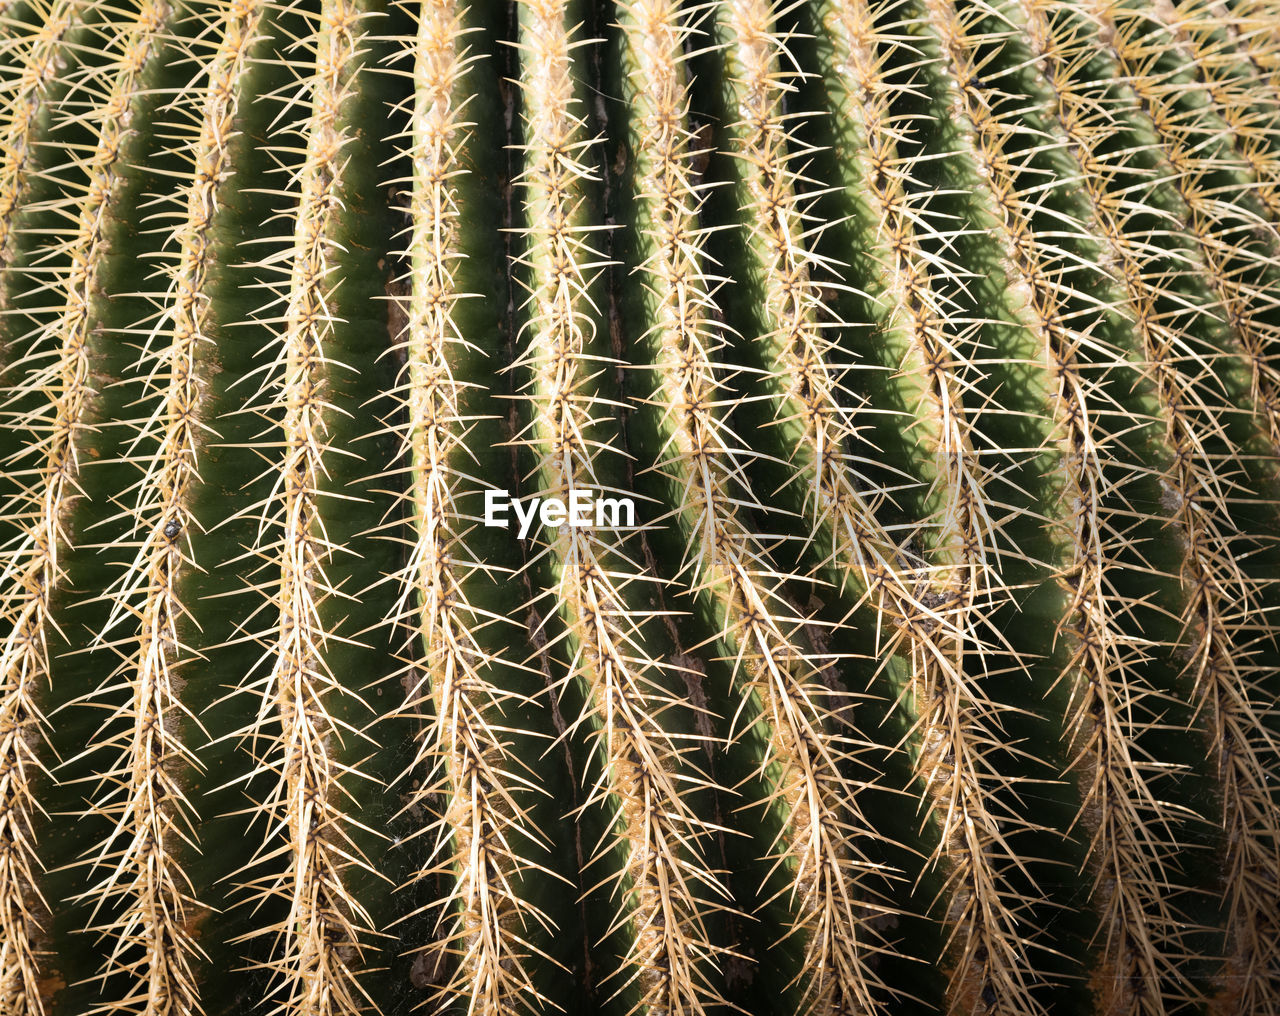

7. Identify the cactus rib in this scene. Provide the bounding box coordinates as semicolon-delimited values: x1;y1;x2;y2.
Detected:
1149;0;1280;224
0;2;1279;1013
1087;0;1280;452
229;3;382;1013
513;2;729;1011
622;3;897;1012
0;4;170;1012
0;10;78;1005
383;2;559;1011
807;2;1055;1009
1037;4;1280;1009
987;3;1210;1010
1211;0;1280;102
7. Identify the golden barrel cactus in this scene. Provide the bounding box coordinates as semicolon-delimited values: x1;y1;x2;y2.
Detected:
1;0;1279;1014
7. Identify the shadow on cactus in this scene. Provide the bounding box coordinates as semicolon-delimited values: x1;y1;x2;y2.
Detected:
1;0;1279;1014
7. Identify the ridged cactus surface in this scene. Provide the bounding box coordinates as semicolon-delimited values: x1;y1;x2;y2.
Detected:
2;0;1280;1014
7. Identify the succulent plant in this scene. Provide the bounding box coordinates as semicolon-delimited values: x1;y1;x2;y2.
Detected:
2;0;1280;1014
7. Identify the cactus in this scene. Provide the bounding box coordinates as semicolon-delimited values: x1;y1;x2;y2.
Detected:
1;0;1280;1014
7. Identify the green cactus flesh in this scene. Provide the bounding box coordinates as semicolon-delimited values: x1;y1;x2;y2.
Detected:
1;0;1280;1014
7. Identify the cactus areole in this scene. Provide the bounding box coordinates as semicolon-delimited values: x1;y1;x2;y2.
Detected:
1;0;1279;1014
